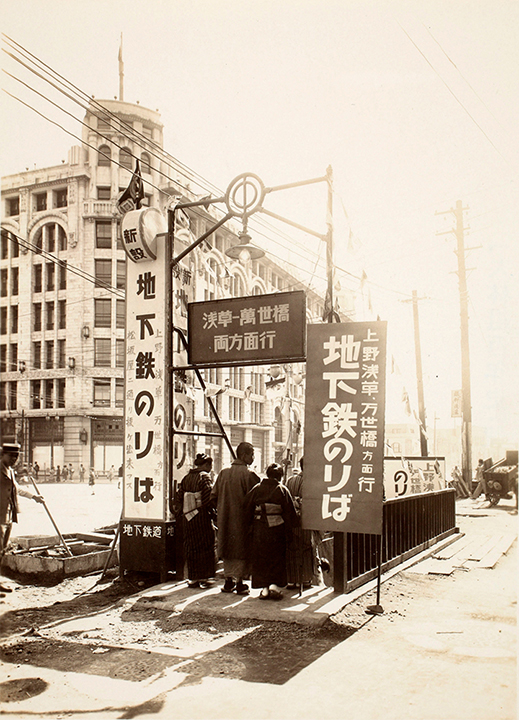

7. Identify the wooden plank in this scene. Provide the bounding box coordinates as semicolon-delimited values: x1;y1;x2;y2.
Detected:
478;534;517;568
434;534;472;560
467;534;504;561
454;535;493;561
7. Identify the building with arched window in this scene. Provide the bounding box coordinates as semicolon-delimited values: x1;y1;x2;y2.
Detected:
1;97;346;478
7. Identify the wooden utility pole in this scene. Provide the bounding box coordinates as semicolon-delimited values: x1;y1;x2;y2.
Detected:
411;290;428;456
454;200;473;492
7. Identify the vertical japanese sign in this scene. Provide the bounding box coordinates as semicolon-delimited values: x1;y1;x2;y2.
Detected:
123;231;168;524
302;321;387;534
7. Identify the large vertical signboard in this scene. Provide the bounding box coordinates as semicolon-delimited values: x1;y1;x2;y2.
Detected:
302;321;387;534
120;210;173;572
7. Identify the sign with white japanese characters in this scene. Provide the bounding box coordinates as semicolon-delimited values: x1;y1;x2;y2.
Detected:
123;233;168;521
302;321;387;534
187;290;306;367
384;457;446;499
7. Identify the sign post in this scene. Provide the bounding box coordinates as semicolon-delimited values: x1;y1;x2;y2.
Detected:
119;209;176;580
303;321;387;593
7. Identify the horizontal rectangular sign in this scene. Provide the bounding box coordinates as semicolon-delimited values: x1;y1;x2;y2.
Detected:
187;290;306;367
384;457;446;499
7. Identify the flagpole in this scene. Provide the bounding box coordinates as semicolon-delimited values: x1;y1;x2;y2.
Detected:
119;33;124;102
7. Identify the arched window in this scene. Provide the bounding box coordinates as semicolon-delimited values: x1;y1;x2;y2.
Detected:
98;145;111;167
140;152;151;174
119;147;133;170
231;273;244;297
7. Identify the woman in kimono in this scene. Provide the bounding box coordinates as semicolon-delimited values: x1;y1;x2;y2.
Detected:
285;457;323;589
244;463;298;600
176;453;216;588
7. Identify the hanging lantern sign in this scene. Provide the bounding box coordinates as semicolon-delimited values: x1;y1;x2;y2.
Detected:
121;207;167;263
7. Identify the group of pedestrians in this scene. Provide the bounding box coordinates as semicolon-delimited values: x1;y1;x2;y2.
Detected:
176;442;323;601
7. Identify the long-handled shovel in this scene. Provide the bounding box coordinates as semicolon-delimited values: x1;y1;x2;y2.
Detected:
27;476;73;557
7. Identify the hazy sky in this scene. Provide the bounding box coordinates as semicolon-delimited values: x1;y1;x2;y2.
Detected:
1;1;518;451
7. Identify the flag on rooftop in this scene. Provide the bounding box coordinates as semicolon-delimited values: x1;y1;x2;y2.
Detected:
117;159;144;214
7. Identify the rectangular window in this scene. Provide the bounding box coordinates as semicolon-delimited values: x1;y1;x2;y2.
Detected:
0;306;7;334
59;260;67;289
115;378;124;407
33;265;42;293
11;305;18;334
9;343;17;371
47;225;55;253
116;299;125;329
95;221;112;249
94;338;111;366
58;299;66;329
251;401;264;425
31;380;41;409
45;340;54;369
9;381;17;410
58;339;66;368
58;226;67;251
11;267;19;296
142;125;153;139
32;265;43;292
33;302;42;331
46;262;55;291
229;396;243;421
33;341;41;369
7;197;19;216
44;379;53;409
0;269;7;297
57;378;66;408
46;301;54;330
97;187;111;200
94;298;111;328
0;381;5;411
97;115;111;131
0;344;6;372
93;378;111;407
116;338;125;367
35;192;47;211
54;188;67;208
95;259;112;288
1;230;8;259
116;259;126;289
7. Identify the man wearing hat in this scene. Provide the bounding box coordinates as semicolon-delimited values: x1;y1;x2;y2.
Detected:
1;442;44;594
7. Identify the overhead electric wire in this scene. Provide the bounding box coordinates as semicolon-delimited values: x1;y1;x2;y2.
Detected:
397;21;508;164
2;33;329;270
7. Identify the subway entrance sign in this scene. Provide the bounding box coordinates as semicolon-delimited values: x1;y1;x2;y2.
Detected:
187;290;306;368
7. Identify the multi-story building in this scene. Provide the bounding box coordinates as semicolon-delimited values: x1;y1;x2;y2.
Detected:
1;98;332;476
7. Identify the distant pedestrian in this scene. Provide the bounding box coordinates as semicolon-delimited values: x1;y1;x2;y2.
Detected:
55;465;61;483
118;464;123;489
33;461;40;480
472;459;487;501
107;465;115;483
244;463;298;600
79;464;85;483
210;442;260;595
176;453;216;588
68;464;74;483
62;465;68;482
89;467;96;494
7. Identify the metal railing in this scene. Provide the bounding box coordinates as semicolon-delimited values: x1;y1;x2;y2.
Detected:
328;489;457;592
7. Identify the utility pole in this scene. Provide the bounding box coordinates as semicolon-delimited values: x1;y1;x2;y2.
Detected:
411;290;428;456
437;200;475;491
454;200;473;492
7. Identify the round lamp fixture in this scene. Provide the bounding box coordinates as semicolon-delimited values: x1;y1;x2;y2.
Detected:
225;232;265;261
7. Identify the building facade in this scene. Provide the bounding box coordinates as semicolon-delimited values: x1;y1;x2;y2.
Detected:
1;98;332;477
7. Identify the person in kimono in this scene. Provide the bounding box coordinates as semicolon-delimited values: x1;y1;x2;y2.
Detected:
176;453;216;588
244;463;298;600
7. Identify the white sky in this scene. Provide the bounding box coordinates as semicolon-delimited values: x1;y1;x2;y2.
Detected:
1;0;518;453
